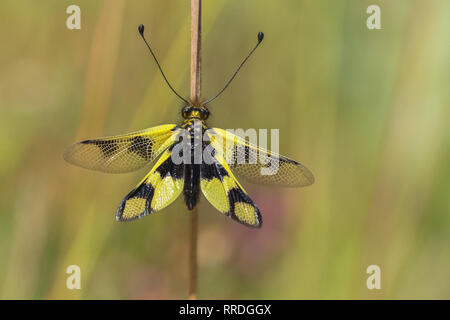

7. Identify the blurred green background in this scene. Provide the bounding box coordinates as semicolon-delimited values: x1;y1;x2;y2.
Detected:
0;0;449;299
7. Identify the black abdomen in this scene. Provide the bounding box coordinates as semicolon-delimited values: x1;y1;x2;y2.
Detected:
184;163;200;210
183;120;202;210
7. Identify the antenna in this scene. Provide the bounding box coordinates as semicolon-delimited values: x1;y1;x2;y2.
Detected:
138;24;188;104
202;32;264;106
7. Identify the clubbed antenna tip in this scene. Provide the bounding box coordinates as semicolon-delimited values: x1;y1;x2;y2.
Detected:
138;24;145;35
258;32;264;42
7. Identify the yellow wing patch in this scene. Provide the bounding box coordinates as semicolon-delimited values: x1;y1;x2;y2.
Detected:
207;128;314;187
121;198;148;219
64;124;178;173
116;150;184;221
200;178;229;213
234;202;257;226
152;176;184;211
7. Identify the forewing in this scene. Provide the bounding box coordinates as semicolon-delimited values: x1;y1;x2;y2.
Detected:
64;124;179;173
208;128;314;187
200;152;262;228
116;149;184;221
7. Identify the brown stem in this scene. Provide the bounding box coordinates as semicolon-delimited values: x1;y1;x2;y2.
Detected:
188;206;198;299
188;0;201;300
190;0;201;101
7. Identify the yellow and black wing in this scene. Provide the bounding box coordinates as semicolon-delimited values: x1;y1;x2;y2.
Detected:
200;152;262;228
116;149;184;221
207;128;314;187
64;124;178;173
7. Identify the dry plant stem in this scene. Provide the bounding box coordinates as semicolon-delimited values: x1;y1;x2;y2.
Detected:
190;0;201;100
188;0;201;300
188;206;198;300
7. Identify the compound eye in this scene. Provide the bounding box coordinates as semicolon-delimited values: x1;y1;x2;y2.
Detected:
201;108;209;119
182;106;191;118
